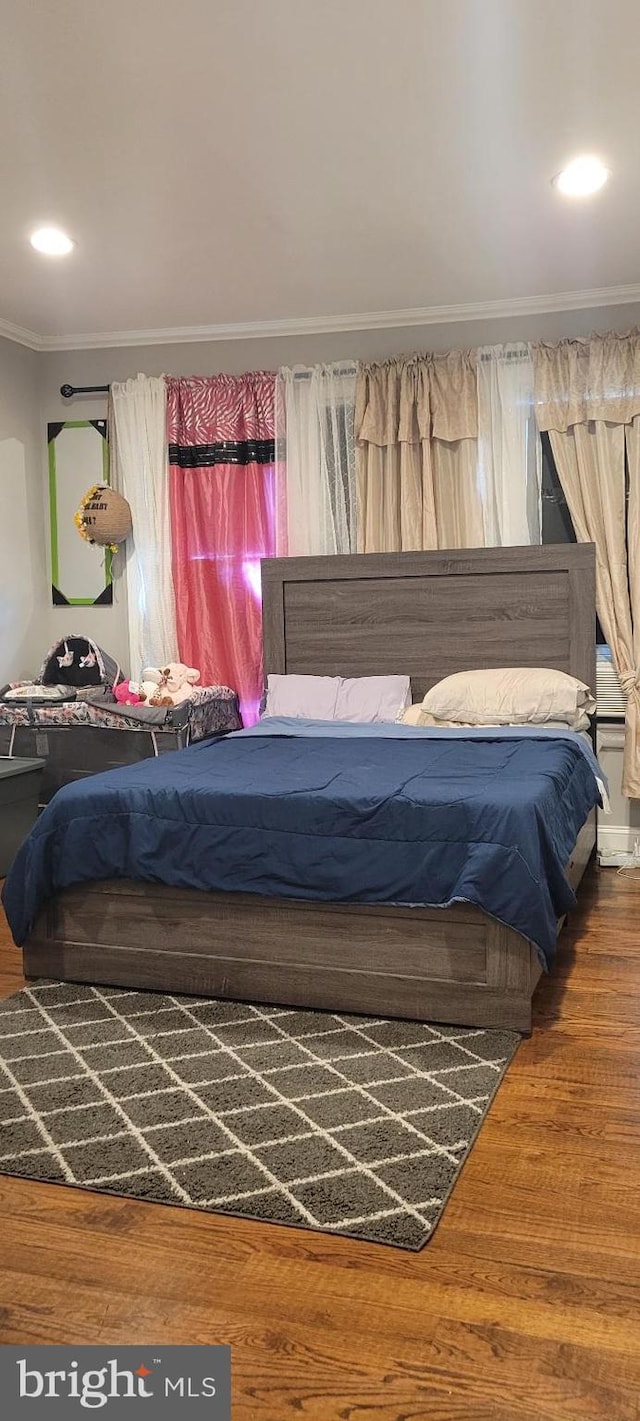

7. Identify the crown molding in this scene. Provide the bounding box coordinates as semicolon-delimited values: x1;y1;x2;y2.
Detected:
4;282;640;353
0;314;45;350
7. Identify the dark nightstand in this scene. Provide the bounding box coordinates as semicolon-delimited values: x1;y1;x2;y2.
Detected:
0;757;45;874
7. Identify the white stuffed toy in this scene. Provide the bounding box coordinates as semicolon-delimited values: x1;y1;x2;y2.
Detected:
161;662;201;705
140;667;167;704
140;663;201;706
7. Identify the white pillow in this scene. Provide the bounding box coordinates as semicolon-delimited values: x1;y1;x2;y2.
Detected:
334;675;411;723
419;668;596;728
264;675;339;720
264;673;411;723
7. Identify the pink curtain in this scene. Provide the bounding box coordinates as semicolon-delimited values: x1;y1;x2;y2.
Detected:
167;374;277;724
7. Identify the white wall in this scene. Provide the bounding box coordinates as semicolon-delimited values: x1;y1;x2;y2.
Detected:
0;336;48;682
33;296;640;674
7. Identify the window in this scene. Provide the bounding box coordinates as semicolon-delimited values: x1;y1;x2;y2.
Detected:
540;433;576;545
541;432;608;644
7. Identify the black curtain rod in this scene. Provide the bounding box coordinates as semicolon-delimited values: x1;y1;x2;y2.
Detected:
60;383;110;399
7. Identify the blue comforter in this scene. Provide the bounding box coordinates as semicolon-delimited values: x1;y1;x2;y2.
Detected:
2;719;603;968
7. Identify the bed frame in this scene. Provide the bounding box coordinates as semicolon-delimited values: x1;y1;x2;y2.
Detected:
23;544;597;1033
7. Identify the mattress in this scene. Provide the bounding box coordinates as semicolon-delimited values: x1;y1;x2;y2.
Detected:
2;719;602;965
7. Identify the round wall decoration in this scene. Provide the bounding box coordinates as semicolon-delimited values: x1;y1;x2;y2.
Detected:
74;484;132;553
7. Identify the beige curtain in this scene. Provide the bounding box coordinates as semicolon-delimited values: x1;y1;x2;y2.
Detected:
623;415;640;793
355;353;482;552
432;438;484;548
532;333;640;796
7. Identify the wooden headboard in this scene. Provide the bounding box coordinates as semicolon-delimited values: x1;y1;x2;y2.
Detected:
261;545;596;700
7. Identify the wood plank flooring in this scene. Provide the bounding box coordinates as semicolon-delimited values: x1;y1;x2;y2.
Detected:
1;867;639;1420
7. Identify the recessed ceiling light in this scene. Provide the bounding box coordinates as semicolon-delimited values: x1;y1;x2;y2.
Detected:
30;226;75;256
553;155;610;197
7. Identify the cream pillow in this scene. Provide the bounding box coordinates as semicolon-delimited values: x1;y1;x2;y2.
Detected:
416;668;596;728
399;704;591;732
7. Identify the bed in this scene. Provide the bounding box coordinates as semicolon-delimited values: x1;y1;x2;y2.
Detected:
8;544;597;1032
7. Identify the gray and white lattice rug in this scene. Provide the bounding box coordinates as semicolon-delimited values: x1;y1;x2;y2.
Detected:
0;981;519;1250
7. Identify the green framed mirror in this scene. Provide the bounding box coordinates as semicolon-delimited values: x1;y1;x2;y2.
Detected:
48;420;113;606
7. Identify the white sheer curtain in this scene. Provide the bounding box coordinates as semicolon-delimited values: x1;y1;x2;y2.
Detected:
109;374;177;677
275;362;357;555
477;344;541;545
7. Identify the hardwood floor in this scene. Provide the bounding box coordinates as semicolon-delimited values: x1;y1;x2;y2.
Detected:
1;868;640;1420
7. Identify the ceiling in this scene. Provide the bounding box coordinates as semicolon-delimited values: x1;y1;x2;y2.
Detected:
1;0;640;349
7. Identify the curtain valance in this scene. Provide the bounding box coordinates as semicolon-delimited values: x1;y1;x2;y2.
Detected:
355;351;477;448
532;332;640;433
167;373;275;464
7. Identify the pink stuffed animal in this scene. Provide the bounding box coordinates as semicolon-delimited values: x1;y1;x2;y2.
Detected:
114;679;143;706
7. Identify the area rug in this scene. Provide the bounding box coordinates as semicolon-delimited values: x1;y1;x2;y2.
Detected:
0;980;519;1250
